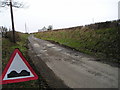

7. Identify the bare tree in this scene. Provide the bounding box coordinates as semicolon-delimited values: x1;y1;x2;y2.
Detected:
0;26;8;37
0;0;25;43
47;25;53;31
1;0;24;8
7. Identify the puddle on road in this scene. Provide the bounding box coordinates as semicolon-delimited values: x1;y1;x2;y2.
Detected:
81;57;90;61
40;49;47;52
36;54;41;57
34;43;40;47
52;47;62;51
46;44;62;51
46;44;54;47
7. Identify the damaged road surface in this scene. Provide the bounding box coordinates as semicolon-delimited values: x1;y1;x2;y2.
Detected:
28;35;118;88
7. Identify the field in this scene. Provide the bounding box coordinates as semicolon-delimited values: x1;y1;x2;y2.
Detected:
35;20;119;63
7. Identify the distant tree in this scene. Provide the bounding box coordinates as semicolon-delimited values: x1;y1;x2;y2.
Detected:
0;26;8;37
47;25;53;31
9;27;12;31
0;0;24;8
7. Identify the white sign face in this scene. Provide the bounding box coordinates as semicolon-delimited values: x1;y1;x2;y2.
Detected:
3;53;34;80
0;49;38;84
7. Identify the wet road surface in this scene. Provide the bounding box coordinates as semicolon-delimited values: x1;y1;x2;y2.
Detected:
28;35;118;88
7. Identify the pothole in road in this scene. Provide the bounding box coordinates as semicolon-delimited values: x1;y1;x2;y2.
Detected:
87;70;102;76
75;54;79;56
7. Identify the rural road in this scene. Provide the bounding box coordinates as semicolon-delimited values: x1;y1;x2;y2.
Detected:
28;35;118;88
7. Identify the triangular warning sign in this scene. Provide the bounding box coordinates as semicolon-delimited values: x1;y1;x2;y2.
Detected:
0;48;38;84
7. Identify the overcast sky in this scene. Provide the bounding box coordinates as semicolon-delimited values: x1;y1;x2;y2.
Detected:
0;0;119;33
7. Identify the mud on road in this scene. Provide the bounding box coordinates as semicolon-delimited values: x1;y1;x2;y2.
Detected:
28;35;118;88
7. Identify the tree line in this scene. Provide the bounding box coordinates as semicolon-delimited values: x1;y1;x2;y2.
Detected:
0;26;20;42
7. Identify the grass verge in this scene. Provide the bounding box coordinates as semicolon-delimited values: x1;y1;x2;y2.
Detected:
2;33;48;89
35;25;119;63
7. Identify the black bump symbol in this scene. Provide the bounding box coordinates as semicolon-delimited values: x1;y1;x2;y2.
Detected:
7;70;30;78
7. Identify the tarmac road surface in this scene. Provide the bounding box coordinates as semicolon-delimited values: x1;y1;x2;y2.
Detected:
28;35;118;88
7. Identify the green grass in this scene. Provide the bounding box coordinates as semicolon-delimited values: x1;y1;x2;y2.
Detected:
35;26;119;63
2;33;40;88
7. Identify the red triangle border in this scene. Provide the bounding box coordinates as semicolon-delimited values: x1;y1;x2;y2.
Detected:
0;48;38;84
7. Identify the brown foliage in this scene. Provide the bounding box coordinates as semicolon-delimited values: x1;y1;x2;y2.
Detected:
6;31;21;42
